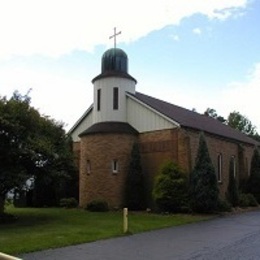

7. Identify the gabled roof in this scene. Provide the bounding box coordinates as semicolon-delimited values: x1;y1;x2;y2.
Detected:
67;104;93;136
129;92;258;146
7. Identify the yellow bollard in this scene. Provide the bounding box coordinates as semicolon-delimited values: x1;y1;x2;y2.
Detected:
0;252;22;260
123;207;128;233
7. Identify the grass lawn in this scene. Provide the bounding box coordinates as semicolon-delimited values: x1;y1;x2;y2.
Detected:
0;206;212;255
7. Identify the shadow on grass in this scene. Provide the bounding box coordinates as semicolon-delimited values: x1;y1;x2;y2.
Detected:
1;208;58;228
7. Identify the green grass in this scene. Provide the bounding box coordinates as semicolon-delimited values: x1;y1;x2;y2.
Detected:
0;207;212;255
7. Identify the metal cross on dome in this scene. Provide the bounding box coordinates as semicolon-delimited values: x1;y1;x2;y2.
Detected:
109;27;121;48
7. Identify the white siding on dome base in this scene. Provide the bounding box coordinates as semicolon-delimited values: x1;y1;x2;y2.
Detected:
93;77;136;123
126;95;178;133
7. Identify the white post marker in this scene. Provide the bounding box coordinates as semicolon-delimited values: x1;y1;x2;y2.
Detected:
123;207;128;233
0;252;22;260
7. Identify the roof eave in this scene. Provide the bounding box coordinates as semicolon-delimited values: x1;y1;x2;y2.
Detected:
67;104;93;135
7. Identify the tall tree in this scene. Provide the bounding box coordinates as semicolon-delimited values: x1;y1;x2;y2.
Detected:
0;92;77;214
204;108;259;141
190;133;219;213
226;158;239;207
124;143;146;210
247;148;260;202
227;111;256;136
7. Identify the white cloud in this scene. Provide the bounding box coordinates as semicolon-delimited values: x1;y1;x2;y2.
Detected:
0;0;249;59
193;28;202;35
218;63;260;131
0;66;91;129
144;62;260;132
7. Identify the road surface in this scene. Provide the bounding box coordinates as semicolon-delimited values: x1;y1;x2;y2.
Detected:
21;210;260;260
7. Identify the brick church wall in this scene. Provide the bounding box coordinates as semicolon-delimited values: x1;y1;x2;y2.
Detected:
138;127;256;205
179;128;255;198
77;126;256;209
79;133;137;209
139;128;179;206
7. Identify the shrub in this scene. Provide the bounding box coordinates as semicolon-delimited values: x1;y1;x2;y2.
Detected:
59;198;78;208
153;161;189;213
0;213;17;224
217;199;232;212
190;133;219;213
239;193;258;208
86;199;109;212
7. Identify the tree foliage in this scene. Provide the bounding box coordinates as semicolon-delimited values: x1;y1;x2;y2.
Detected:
247;148;260;203
226;158;239;207
227;111;257;136
190;133;219;213
124;143;146;210
0;92;77;213
204;108;226;123
204;108;259;141
153;161;189;213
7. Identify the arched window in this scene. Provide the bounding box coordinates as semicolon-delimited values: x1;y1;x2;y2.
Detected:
217;154;222;182
112;160;119;174
87;160;91;174
231;156;236;178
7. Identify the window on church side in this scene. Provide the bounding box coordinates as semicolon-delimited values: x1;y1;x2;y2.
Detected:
113;87;118;110
87;160;91;174
231;156;236;178
217;153;222;182
112;160;118;174
246;157;249;176
97;89;101;111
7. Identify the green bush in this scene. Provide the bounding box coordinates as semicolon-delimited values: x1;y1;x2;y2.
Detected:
153;161;189;213
217;199;232;212
239;193;258;208
86;200;109;212
59;198;78;208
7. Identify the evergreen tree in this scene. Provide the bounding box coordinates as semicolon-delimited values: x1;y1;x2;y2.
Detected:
124;143;146;210
153;161;188;213
190;133;219;213
247;148;260;202
226;158;239;207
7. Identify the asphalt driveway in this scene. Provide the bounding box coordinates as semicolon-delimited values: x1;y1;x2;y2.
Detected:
21;210;260;260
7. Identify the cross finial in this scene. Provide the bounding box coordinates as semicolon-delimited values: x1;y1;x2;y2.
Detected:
109;27;121;48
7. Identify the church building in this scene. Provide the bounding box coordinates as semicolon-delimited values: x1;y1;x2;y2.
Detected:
69;46;259;209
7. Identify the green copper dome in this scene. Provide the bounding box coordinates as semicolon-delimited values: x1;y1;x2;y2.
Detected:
101;48;128;73
92;48;137;84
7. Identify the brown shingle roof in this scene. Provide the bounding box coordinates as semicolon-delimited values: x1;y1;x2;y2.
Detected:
130;92;258;146
79;122;138;137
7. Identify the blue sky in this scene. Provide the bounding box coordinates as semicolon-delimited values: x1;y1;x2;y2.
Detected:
0;0;259;131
